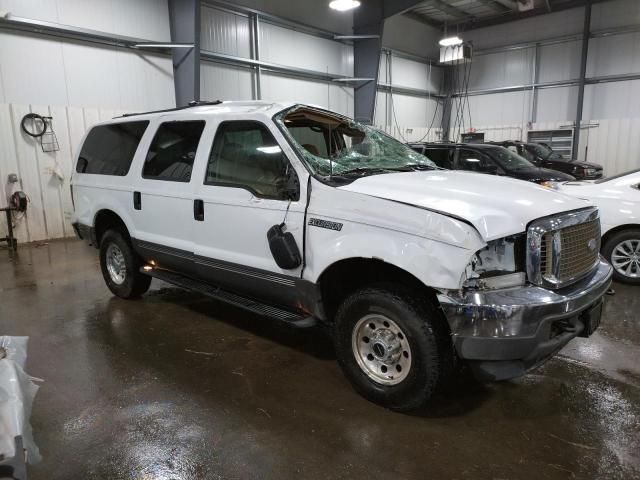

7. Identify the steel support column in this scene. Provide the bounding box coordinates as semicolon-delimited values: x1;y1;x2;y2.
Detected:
572;0;592;160
168;0;201;106
353;0;384;124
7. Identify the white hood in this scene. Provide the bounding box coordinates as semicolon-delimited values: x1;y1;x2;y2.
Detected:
338;170;592;241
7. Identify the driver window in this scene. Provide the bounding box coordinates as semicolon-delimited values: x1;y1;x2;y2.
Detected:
206;121;297;200
458;149;496;173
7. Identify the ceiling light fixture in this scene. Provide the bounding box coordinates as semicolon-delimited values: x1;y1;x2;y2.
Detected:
439;35;463;47
329;0;361;12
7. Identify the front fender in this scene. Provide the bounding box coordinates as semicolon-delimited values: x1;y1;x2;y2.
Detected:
304;183;485;290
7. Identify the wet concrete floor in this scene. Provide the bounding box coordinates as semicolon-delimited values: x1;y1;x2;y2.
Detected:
1;239;639;479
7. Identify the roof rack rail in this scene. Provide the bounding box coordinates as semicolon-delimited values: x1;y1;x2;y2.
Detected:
118;100;223;118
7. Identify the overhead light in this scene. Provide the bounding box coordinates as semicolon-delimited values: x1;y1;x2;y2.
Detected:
439;36;463;47
329;0;361;12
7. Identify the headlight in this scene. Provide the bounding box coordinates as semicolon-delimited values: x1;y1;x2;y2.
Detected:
463;235;526;290
585;168;596;176
539;180;559;190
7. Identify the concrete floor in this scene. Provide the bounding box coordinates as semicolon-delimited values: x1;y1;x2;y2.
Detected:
1;239;639;480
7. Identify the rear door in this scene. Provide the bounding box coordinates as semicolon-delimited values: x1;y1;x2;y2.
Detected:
131;117;207;275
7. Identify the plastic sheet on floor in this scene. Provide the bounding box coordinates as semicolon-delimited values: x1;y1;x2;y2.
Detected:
0;336;41;463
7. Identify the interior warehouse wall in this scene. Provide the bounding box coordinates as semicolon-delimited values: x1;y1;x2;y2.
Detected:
0;0;175;242
200;4;354;116
374;53;444;142
448;0;640;176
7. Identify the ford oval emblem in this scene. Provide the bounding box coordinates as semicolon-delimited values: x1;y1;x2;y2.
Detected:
587;238;597;251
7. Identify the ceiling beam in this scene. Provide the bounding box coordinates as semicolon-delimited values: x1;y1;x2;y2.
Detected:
428;0;474;19
381;0;427;18
451;0;611;30
474;0;512;13
402;10;445;29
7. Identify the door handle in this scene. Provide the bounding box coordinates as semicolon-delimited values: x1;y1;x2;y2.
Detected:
194;199;204;221
133;191;141;210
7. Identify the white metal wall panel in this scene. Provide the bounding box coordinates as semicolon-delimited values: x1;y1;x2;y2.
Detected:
374;93;441;142
587;33;640;77
382;14;441;60
260;73;353;117
535;86;577;123
0;32;175;109
468;49;534;90
391;57;442;92
0;0;170;41
0;103;134;241
583;80;640;120
538;41;582;83
463;6;585;49
464;90;531;126
577;119;640;174
201;5;251;57
200;63;253;101
591;0;640;30
259;22;353;76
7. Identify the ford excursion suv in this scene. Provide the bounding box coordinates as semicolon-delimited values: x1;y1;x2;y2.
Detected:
71;101;612;411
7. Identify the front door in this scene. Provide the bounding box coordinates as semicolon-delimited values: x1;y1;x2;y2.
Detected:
192;120;305;308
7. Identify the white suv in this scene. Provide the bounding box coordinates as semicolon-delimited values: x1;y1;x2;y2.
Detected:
71;101;612;411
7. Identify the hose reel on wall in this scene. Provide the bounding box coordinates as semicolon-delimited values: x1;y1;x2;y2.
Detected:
20;113;60;153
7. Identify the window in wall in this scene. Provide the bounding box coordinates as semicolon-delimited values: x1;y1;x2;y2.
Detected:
206;121;296;200
143;121;205;182
76;121;149;175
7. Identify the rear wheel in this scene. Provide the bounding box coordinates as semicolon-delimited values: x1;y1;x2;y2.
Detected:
334;285;453;411
602;229;640;285
99;229;151;298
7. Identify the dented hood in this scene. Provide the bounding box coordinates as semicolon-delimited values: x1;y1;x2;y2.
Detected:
338;170;592;241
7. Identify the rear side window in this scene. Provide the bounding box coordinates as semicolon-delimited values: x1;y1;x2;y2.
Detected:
143;121;205;182
424;148;453;169
76;121;148;175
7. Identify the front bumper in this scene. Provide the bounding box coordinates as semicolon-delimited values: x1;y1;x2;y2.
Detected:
437;259;612;381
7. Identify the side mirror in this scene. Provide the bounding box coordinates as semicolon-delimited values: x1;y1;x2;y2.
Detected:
267;224;301;269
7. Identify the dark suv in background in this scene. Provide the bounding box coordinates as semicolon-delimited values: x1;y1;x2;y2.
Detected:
490;141;603;180
408;143;575;184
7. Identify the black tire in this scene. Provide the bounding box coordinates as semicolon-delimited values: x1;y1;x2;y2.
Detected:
334;285;454;411
99;229;151;298
602;228;640;285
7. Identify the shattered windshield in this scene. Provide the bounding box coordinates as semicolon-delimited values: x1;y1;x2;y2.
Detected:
275;106;436;177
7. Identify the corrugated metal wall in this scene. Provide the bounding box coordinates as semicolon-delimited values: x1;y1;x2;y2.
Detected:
0;0;175;242
374;52;443;142
0;103;130;242
452;0;640;175
200;4;354;116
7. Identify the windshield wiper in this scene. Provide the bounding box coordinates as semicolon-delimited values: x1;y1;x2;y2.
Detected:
337;167;397;176
401;163;436;171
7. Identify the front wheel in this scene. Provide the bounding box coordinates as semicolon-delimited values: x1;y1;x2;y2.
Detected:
334;285;453;411
99;229;152;298
602;229;640;284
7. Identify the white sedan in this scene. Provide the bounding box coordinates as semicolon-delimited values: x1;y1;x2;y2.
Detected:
555;169;640;284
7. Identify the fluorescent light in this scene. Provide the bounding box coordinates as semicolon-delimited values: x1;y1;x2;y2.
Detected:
439;36;463;47
329;0;361;12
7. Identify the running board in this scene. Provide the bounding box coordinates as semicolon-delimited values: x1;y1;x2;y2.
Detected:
141;267;316;328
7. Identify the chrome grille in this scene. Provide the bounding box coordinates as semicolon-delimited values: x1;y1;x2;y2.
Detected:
527;208;601;289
